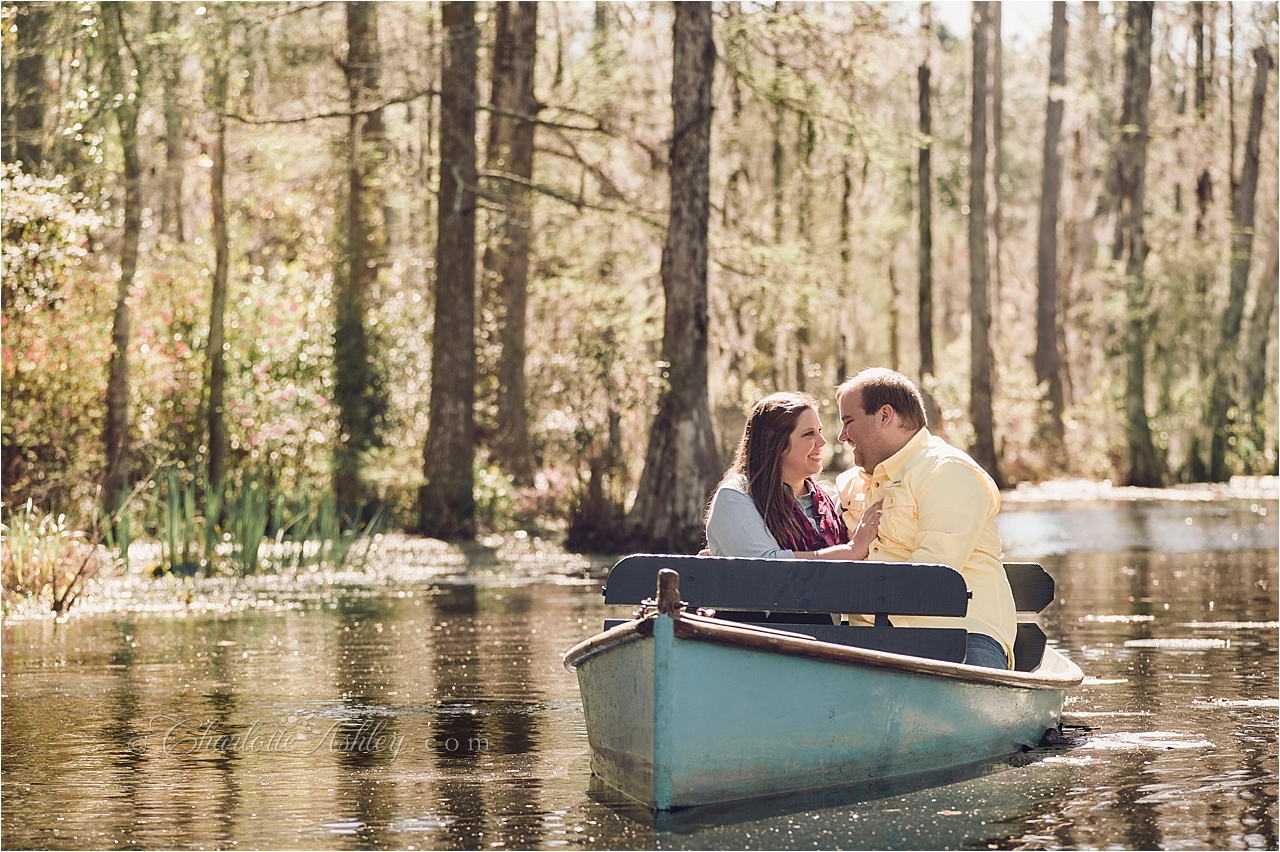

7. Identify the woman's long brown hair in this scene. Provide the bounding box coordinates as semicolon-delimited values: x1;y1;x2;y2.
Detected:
717;391;819;548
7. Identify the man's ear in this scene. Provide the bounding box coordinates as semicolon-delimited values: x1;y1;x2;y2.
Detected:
878;404;894;426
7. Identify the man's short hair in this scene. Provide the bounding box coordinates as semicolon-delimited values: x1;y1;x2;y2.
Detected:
837;368;928;431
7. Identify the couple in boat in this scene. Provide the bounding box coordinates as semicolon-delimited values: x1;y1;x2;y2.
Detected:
704;367;1016;670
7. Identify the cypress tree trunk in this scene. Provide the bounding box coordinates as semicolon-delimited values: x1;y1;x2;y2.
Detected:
419;1;479;539
839;139;854;372
154;2;185;242
1035;1;1067;450
101;2;145;514
1243;224;1279;468
627;1;721;553
1228;6;1238;205
334;1;388;506
1193;1;1212;237
988;2;1004;318
769;33;791;391
1205;46;1274;480
206;7;230;493
482;1;538;486
1114;1;1162;487
968;1;1003;486
5;4;50;171
917;3;937;427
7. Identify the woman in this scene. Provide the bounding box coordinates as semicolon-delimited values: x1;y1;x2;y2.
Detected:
706;392;880;560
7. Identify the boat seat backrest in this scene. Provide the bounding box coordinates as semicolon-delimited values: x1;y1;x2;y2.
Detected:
602;555;1055;671
1002;562;1053;672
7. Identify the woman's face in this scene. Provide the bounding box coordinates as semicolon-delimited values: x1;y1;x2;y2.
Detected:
778;407;826;491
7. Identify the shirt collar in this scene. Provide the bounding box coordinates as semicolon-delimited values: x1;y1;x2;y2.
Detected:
874;427;930;482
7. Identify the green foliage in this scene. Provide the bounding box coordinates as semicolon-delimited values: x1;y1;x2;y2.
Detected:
473;461;516;534
1;165;111;510
227;476;268;576
3;290;113;515
0;164;102;307
526;228;658;536
1;499;110;612
159;465;200;573
137;463;389;577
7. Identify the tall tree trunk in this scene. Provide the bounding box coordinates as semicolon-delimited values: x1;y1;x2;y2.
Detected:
834;134;855;468
1205;45;1274;481
1193;1;1212;237
101;2;145;513
1035;1;1067;450
988;1;1004;318
1114;1;1162;487
482;1;538;486
1185;1;1215;480
334;1;388;507
769;36;791;391
1194;2;1208;116
627;1;720;553
419;1;479;539
5;3;50;171
796;113;815;242
153;2;185;242
1228;6;1238;205
968;1;1003;486
888;259;900;372
1243;224;1279;467
795;111;816;392
1057;1;1107;412
206;7;230;493
917;2;937;427
771;48;785;246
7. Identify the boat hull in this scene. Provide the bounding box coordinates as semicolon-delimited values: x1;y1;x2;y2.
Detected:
569;613;1081;809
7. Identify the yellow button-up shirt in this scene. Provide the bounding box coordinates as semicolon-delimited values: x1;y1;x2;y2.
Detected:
836;427;1016;667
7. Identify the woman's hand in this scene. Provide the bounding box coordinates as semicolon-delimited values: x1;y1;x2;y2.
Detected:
849;499;883;560
797;500;882;561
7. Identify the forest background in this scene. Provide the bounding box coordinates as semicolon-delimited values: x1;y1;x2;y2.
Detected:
2;1;1278;605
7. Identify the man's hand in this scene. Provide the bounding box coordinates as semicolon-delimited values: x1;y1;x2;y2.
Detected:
849;499;883;560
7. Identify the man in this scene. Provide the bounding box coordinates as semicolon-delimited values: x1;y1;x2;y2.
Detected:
835;367;1016;669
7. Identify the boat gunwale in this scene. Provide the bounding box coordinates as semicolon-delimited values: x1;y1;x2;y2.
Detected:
564;611;1083;690
562;616;654;671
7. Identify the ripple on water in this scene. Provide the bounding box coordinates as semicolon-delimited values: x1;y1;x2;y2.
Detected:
1123;638;1230;649
322;819;365;834
1082;614;1156;623
390;815;455;832
1081;731;1216;751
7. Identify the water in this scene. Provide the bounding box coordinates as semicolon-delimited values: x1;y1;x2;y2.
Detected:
3;495;1276;850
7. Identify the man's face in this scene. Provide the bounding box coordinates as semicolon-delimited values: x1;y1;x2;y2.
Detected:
838;389;880;471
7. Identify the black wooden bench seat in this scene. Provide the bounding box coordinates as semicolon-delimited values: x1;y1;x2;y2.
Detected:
601;554;1055;671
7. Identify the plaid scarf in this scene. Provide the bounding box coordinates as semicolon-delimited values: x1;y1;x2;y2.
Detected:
774;478;849;552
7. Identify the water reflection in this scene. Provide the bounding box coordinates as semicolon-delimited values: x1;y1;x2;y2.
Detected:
2;497;1276;850
999;497;1275;555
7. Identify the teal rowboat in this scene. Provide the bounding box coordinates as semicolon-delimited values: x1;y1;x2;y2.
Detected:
563;565;1083;810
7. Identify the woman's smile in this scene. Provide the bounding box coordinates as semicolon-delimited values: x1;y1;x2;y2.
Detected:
780;408;826;493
